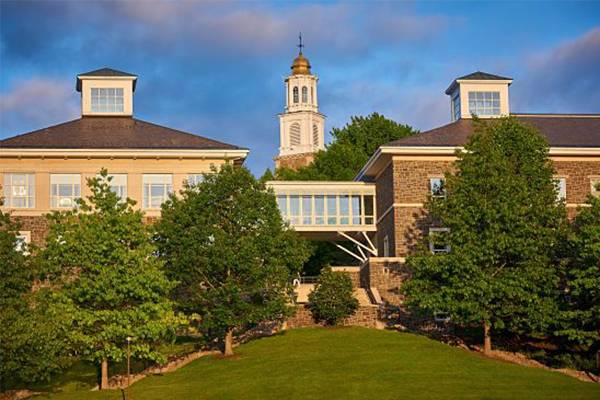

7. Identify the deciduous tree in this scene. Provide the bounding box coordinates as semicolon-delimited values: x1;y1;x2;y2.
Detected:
555;187;600;349
156;165;310;356
40;170;186;389
308;267;358;325
403;117;566;353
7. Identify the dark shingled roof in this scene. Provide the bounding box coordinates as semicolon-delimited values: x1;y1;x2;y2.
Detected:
76;68;138;92
387;115;600;148
456;71;512;81
445;71;512;94
0;117;245;151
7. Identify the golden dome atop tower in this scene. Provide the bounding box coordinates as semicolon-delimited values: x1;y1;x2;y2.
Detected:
290;33;311;75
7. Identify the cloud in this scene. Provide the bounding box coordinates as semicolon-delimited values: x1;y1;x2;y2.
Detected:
513;27;600;113
0;78;79;135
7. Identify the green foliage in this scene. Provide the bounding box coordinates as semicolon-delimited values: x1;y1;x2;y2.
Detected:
40;169;186;369
276;112;417;181
0;208;71;388
403;117;567;344
308;267;358;325
274;113;417;271
156;165;310;345
555;192;600;347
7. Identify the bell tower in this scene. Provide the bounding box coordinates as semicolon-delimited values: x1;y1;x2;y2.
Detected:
275;35;325;170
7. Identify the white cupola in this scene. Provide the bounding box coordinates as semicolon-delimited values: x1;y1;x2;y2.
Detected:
445;71;512;121
76;68;138;117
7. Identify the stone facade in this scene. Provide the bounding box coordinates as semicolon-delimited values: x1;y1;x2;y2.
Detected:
274;152;315;170
378;157;600;258
285;304;380;329
360;258;411;306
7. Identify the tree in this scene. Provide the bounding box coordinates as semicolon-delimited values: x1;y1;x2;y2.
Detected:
274;113;417;272
403;117;566;353
0;204;71;389
276;113;417;181
308;267;358;325
40;170;186;389
156;165;310;356
555;187;600;349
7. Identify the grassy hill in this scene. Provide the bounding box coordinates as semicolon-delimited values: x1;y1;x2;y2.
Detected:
40;327;600;400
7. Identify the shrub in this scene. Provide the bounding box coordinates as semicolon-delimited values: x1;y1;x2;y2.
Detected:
308;268;358;325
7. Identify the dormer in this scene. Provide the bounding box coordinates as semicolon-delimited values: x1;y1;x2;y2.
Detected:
445;71;512;121
76;68;137;117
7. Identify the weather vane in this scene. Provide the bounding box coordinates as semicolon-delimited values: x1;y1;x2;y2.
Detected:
298;32;304;54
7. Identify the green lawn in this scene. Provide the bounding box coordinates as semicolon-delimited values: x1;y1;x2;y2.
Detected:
39;327;600;400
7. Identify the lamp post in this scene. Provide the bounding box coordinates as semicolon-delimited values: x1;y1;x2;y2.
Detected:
126;336;132;389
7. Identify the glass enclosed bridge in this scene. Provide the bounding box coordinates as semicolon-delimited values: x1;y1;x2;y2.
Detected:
266;181;377;262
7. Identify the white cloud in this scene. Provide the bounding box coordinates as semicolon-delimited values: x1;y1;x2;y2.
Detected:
0;78;79;135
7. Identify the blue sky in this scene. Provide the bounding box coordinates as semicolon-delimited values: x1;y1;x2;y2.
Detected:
1;1;599;175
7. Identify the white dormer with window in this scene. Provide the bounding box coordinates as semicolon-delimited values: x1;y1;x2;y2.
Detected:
446;72;512;121
77;68;137;116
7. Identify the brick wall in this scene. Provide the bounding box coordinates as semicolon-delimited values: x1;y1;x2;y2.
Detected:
274;153;315;170
553;160;600;204
12;216;50;246
286;304;380;329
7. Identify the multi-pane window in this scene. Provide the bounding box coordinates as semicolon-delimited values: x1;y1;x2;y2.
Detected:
302;86;308;103
429;227;450;254
293;87;299;103
554;178;566;202
430;177;446;198
98;173;127;200
3;173;35;208
468;91;500;116
591;178;600;197
143;174;172;209
452;92;461;121
15;231;30;253
51;174;81;208
91;88;124;113
187;174;204;187
276;193;375;226
383;235;389;257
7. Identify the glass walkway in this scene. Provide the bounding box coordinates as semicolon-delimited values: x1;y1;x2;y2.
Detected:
266;181;378;261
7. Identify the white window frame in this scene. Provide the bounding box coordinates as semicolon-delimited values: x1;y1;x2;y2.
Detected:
50;174;81;209
3;173;35;208
429;177;446;198
452;92;460;121
15;231;31;253
187;174;205;187
468;91;500;116
98;173;127;200
429;227;451;254
91;88;124;113
383;235;389;257
591;178;600;197
554;178;566;202
275;192;375;227
142;174;173;209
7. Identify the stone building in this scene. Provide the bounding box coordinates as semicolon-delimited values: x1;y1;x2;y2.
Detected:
269;71;600;312
0;68;248;246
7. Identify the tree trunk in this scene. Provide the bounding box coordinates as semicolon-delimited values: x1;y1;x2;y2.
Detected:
483;322;492;354
223;328;234;356
100;358;109;390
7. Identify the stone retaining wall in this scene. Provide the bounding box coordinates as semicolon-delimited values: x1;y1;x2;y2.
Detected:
286;304;380;329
